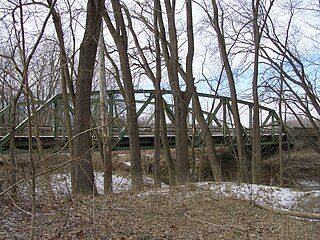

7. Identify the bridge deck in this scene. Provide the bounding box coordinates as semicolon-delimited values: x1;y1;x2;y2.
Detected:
0;131;285;153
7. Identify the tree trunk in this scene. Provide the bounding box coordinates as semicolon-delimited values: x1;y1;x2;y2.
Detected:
103;0;143;190
153;90;162;188
121;58;144;190
47;0;76;192
252;0;262;183
124;0;176;186
159;99;176;185
161;0;191;184
185;0;222;182
211;0;249;183
153;3;162;187
191;93;222;182
98;25;113;194
9;98;19;197
174;100;190;183
73;0;103;195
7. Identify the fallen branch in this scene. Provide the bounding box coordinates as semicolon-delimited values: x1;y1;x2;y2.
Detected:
253;202;320;221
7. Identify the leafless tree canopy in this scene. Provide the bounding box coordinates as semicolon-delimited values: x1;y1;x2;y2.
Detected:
0;0;319;193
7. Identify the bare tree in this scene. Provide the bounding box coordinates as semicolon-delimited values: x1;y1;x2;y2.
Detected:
178;0;222;182
122;0;176;186
0;0;55;201
209;0;249;182
260;1;320;153
158;0;193;184
46;0;77;192
127;0;223;183
73;0;104;194
251;0;274;183
102;0;144;190
13;0;53;236
98;24;113;193
251;0;263;184
153;0;164;187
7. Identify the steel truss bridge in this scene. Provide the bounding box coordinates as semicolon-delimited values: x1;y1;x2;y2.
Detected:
0;90;287;153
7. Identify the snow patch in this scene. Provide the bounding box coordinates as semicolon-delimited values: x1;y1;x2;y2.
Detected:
51;172;168;194
123;161;131;167
196;182;320;212
297;179;320;189
50;174;320;214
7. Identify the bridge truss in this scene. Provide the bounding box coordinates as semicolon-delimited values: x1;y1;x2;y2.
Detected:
0;90;286;153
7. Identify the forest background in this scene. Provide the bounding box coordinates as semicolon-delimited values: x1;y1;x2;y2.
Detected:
0;0;319;204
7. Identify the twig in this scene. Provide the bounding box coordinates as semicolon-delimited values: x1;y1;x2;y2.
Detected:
7;193;32;216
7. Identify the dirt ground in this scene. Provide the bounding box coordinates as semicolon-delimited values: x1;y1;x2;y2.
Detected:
0;148;320;239
1;187;319;240
262;147;320;189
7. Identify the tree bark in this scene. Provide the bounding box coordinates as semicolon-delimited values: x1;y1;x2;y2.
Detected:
153;89;162;187
73;0;103;194
211;0;249;183
184;0;222;182
124;0;176;186
160;102;176;185
160;0;192;184
98;25;113;194
46;0;76;194
153;1;162;187
9;96;20;197
103;0;143;190
251;0;262;183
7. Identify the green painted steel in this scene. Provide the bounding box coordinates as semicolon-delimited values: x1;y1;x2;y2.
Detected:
0;90;286;153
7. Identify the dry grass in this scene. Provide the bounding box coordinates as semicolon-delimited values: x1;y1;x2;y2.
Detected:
1;147;320;239
1;187;320;239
